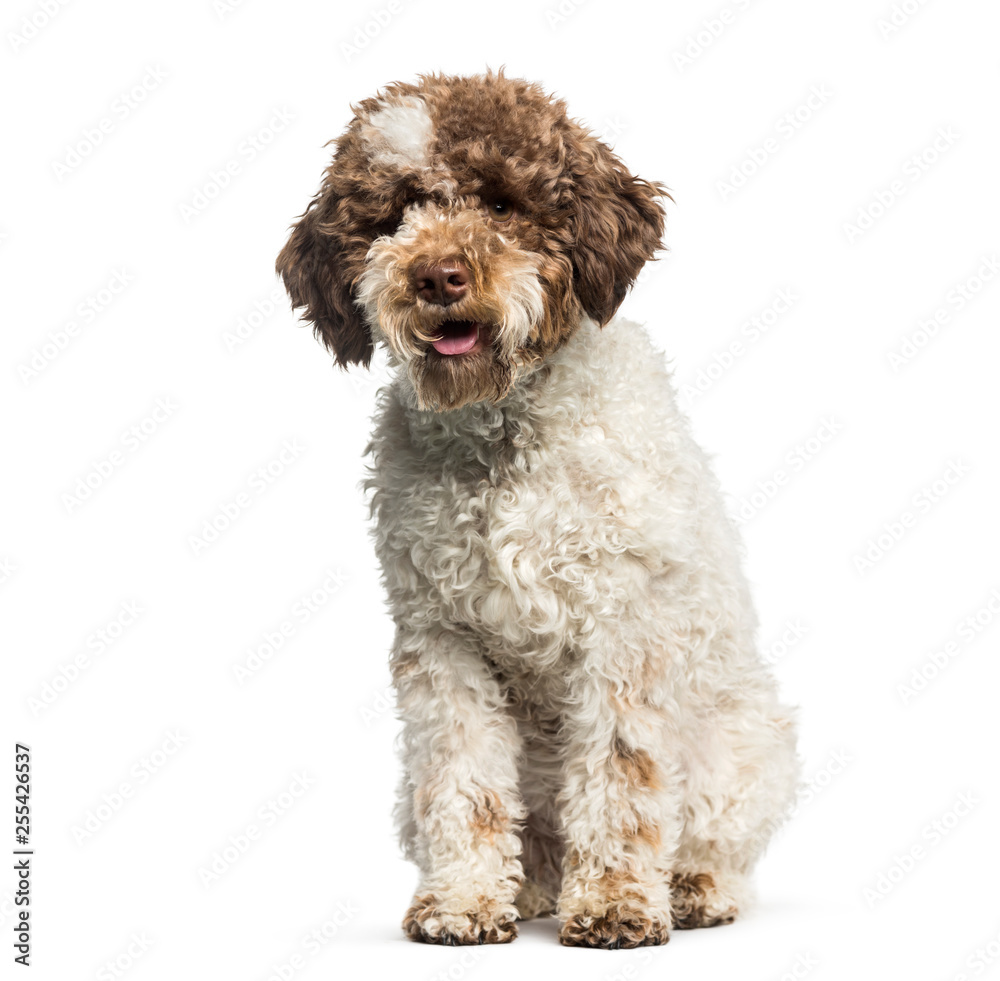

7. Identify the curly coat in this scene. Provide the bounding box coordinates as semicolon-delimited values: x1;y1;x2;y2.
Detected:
277;70;799;949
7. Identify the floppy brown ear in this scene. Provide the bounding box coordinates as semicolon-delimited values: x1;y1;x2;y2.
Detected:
569;136;668;326
276;195;373;368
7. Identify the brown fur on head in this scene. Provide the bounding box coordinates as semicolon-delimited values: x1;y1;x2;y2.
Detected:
276;70;668;409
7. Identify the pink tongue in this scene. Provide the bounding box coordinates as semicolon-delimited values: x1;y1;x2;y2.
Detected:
431;322;479;356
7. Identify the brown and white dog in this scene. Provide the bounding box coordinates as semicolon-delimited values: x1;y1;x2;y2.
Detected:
278;71;798;949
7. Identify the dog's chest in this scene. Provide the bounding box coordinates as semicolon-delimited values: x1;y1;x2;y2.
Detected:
388;403;650;664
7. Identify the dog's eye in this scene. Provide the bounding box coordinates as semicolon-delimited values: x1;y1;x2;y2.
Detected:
486;200;516;222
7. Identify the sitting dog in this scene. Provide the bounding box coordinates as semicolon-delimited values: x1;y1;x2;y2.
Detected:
277;71;798;949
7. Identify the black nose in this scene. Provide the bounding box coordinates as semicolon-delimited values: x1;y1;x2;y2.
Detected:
413;261;470;306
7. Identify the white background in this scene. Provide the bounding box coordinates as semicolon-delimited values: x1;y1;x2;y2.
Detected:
4;0;1000;978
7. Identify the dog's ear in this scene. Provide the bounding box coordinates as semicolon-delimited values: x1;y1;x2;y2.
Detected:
276;190;374;368
569;137;668;326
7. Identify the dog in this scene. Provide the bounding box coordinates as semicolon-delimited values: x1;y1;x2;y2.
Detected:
277;70;799;949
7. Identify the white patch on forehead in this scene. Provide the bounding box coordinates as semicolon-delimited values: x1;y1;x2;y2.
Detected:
359;96;433;170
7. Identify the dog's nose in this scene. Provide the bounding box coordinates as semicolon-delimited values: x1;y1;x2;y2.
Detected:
413;262;470;306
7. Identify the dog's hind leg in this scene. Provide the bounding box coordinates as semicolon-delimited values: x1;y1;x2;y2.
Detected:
672;696;799;928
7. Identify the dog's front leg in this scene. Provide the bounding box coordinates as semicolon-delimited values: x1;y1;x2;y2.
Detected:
393;629;525;944
556;666;679;949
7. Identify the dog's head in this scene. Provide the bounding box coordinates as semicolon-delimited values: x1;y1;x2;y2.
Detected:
277;71;667;411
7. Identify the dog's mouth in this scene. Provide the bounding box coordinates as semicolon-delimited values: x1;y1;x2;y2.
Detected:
428;320;489;357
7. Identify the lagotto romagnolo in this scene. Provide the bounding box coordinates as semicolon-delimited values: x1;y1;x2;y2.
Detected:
277;71;799;949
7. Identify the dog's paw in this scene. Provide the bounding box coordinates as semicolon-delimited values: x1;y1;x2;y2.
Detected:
670;872;739;929
558;907;670;949
403;893;518;945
